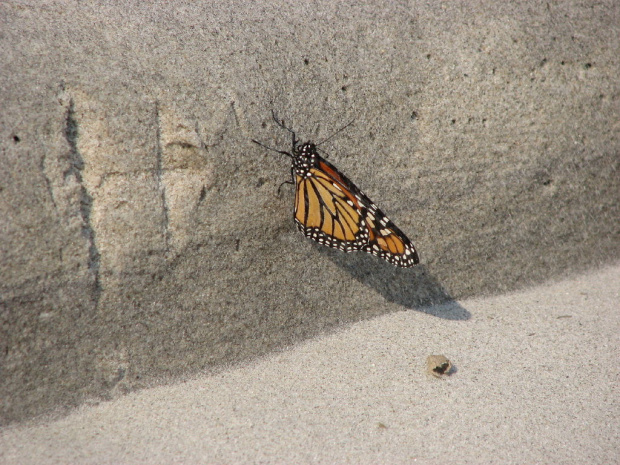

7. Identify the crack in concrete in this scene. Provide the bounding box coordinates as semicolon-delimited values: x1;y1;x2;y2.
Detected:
64;98;101;303
155;101;170;254
40;155;58;210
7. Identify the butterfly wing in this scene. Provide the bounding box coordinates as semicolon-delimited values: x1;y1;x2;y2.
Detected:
294;167;365;252
294;155;419;267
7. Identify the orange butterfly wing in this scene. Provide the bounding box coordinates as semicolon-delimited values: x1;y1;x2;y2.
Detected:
294;155;419;267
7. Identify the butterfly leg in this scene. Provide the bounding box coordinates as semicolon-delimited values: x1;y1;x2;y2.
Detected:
277;166;296;195
277;179;294;195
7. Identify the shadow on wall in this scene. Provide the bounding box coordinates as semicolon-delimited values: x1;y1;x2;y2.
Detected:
315;244;471;321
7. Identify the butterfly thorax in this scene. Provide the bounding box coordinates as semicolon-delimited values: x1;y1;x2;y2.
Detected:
292;142;319;177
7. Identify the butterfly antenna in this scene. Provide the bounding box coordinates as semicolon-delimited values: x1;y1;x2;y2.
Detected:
251;139;293;159
314;146;332;159
316;117;356;147
271;110;298;147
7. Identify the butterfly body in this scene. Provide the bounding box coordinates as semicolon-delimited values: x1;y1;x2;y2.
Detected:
253;116;419;268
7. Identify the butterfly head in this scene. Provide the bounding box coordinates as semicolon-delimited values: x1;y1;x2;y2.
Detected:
298;142;317;157
291;142;319;175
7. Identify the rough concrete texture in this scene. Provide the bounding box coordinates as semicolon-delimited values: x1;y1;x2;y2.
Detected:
0;1;618;424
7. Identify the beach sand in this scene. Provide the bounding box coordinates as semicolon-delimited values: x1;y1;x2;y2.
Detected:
2;263;618;464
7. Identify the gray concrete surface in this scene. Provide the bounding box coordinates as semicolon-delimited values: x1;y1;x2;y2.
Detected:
1;0;618;425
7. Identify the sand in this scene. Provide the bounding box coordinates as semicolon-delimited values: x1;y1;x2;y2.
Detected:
1;264;618;464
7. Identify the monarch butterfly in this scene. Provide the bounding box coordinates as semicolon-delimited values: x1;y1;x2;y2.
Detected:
252;113;419;268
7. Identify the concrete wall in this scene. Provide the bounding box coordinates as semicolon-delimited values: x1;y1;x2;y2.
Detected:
1;0;618;424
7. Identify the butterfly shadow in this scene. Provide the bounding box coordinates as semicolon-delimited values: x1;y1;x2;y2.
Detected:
318;246;471;321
